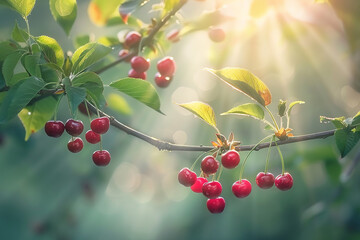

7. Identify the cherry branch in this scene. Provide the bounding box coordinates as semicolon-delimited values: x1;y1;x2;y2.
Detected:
86;102;337;152
95;0;187;75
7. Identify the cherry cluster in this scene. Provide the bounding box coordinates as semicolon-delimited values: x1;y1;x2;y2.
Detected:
44;116;111;166
118;31;176;88
178;150;293;214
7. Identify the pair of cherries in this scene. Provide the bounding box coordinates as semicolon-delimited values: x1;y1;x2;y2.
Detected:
44;116;111;166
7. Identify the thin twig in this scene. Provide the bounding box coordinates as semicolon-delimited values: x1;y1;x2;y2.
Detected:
85;102;337;152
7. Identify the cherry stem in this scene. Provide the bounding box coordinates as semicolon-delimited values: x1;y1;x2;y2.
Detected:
264;136;275;173
53;95;63;121
238;134;274;180
190;149;216;171
84;101;93;124
274;139;285;175
265;106;279;131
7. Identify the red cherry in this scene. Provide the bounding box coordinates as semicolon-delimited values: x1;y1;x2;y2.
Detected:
178;168;197;187
256;172;275;189
130;56;150;73
157;57;176;77
78;102;93;116
118;49;132;62
124;31;141;48
201;155;219;175
232;179;252;198
190;177;208;193
45;120;65;137
85;130;101;144
208;28;226;42
202;181;222;199
65;119;84;136
166;29;180;42
207;197;225;214
275;173;293;191
90;117;110;134
67;137;83;153
92;150;111;166
221;150;240;169
128;69;147;80
154;72;172;88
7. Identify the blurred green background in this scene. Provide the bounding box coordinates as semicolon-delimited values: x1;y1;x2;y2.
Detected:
0;0;360;239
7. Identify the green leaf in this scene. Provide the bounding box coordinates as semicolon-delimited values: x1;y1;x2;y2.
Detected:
110;77;162;113
63;56;72;76
97;36;120;47
2;51;25;86
22;54;42;78
49;0;77;35
0;76;45;123
163;0;180;16
71;42;111;74
7;0;36;17
40;64;60;83
88;0;125;25
72;72;104;107
0;41;19;61
352;111;360;126
74;35;91;49
106;93;132;115
264;124;273;131
287;100;305;116
12;21;29;42
178;101;217;130
65;83;87;116
18;96;57;140
278;99;286;117
106;14;143;28
221;103;264;120
207;67;272;106
36;35;64;68
9;72;29;86
180;9;235;36
320;115;346;129
335;128;360;158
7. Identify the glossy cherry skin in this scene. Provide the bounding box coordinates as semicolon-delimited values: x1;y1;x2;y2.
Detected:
67;137;83;153
178;168;197;187
85;130;101;144
221;150;240;169
128;69;147;80
124;31;141;48
207;197;225;214
154;72;172;88
275;173;293;191
232;179;252;198
208;28;226;42
45;120;65;137
92;150;111;166
130;56;150;73
191;177;208;193
65;119;84;136
91;117;110;134
256;172;275;189
118;49;132;62
202;181;222;199
157;57;176;77
201;155;219;175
